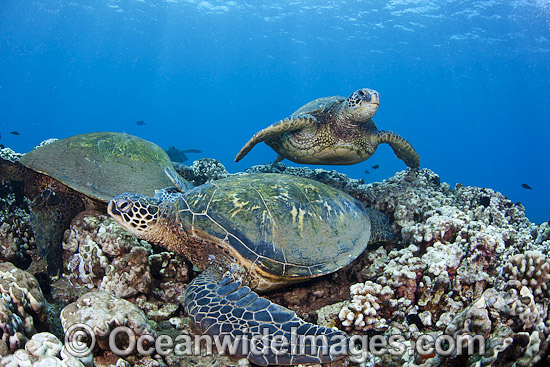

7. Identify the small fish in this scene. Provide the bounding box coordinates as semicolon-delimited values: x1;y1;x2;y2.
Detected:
521;184;532;190
364;170;370;174
135;120;146;126
10;131;20;135
372;164;379;169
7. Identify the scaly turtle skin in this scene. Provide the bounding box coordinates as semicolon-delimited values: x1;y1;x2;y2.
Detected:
235;88;420;168
0;132;192;275
108;173;394;365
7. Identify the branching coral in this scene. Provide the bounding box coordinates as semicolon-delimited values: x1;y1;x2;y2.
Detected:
338;281;395;331
503;250;550;299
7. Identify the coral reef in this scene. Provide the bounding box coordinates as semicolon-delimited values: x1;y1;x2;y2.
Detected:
0;147;22;163
33;139;58;150
0;332;88;367
503;250;550;299
319;168;548;367
0;182;34;267
63;213;153;298
338;280;394;331
148;251;189;304
60;291;157;353
0;262;48;354
2;155;550;366
173;158;228;186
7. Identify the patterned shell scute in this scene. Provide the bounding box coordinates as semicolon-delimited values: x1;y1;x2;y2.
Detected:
19;132;175;202
291;96;346;118
179;173;372;278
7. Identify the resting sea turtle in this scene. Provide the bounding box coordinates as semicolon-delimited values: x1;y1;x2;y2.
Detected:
108;173;394;365
235;88;420;168
165;146;202;163
0;132;192;275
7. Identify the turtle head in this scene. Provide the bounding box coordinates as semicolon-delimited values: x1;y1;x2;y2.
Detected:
340;88;380;124
108;193;173;243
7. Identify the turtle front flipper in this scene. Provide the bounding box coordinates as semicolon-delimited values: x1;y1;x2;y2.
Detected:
185;267;349;366
0;158;29;183
235;115;318;162
376;130;420;169
164;166;194;192
29;186;85;275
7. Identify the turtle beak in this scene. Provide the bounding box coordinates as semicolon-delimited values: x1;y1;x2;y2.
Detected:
357;88;379;105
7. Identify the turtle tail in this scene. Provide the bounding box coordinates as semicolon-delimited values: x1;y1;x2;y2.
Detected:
185;267;349;366
376;130;420;169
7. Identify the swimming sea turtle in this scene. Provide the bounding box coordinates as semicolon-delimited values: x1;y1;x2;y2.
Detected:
108;173;394;365
235;88;420;168
0;132;192;275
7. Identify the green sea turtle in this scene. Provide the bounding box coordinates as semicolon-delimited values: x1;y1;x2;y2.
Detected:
235;88;420;168
0;132;192;275
165;146;202;163
108;173;394;365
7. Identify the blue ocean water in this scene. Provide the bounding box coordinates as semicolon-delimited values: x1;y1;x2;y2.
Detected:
1;1;549;223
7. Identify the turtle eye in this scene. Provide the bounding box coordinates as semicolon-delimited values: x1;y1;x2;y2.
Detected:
117;199;134;213
357;89;371;102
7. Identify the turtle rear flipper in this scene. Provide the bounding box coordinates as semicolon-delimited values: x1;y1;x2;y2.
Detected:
376;130;420;169
365;207;395;244
235;115;318;162
185;267;349;366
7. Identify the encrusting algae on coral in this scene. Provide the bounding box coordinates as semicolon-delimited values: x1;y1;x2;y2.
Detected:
1;153;550;366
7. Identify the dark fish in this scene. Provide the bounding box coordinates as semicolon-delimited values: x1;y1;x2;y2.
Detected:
10;131;20;135
136;120;146;126
364;170;370;174
521;184;532;190
372;164;379;169
165;146;202;163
